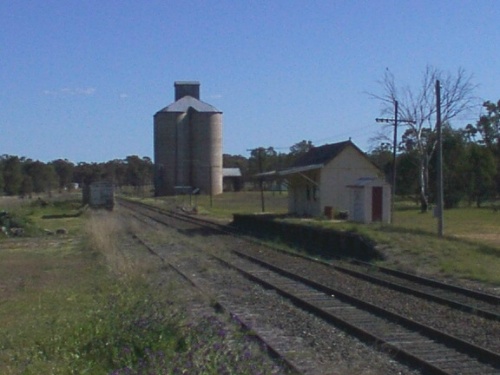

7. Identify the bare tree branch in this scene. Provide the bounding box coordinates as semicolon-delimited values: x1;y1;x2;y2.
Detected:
369;65;478;211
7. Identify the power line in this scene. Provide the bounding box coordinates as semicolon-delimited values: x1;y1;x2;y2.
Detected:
267;124;376;151
244;122;380;157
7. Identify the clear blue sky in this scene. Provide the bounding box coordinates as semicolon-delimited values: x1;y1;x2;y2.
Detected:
1;0;499;163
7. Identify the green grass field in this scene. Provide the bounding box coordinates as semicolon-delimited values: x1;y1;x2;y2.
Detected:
143;190;289;219
0;196;285;374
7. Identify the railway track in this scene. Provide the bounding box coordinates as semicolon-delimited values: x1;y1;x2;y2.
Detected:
123;212;330;374
338;259;500;321
117;198;500;374
126;233;305;375
118;198;500;320
227;249;499;374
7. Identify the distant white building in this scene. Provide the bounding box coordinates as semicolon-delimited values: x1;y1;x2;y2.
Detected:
279;140;391;223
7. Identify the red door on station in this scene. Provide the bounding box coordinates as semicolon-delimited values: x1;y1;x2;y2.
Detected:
372;186;383;222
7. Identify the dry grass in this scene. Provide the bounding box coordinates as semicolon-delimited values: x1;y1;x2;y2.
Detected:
0;196;28;211
84;209;155;280
85;211;127;271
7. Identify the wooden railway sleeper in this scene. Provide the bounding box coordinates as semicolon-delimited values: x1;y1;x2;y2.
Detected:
122;200;500;375
227;250;500;374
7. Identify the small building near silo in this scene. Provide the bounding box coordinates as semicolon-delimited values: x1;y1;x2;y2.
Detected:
223;168;243;192
279;140;391;223
154;81;223;196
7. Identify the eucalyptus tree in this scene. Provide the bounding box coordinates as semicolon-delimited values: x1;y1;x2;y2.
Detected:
125;155;153;191
474;100;500;151
372;66;477;211
464;143;497;207
20;175;34;198
1;155;23;196
468;100;500;194
50;159;75;192
288;140;313;160
23;160;58;194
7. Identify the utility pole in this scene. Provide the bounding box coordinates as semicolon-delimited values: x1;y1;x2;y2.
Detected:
247;147;266;212
376;101;415;223
436;80;444;237
258;148;265;212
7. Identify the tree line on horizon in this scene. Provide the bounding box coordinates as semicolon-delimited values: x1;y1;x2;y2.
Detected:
1;66;498;210
0;112;497;209
0;155;153;198
0;142;313;199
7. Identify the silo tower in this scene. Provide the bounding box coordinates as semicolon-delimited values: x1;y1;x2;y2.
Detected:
154;81;223;196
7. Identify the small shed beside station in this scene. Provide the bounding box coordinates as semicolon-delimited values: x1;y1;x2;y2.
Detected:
348;177;391;224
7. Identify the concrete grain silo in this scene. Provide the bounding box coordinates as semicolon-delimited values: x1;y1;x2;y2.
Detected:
154;81;223;196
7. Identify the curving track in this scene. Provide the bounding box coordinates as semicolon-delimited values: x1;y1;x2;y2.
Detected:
117;198;500;374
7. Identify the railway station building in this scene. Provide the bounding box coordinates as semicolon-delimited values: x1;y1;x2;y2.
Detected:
279;140;391;223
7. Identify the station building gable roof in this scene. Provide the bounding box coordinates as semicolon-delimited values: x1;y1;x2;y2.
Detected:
292;140;356;168
280;140;373;176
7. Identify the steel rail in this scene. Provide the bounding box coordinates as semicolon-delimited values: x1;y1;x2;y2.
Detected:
331;261;500;321
118;198;500;371
350;259;500;304
124;223;304;375
215;255;451;375
231;249;500;369
118;197;500;321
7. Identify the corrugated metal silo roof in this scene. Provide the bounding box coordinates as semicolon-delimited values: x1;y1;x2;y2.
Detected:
174;81;200;85
157;96;221;113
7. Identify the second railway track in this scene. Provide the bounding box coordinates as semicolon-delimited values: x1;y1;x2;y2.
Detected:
117;198;500;374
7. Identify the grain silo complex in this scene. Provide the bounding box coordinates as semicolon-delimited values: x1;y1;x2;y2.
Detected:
154;81;223;196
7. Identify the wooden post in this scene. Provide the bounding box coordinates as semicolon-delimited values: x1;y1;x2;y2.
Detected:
436;80;444;237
